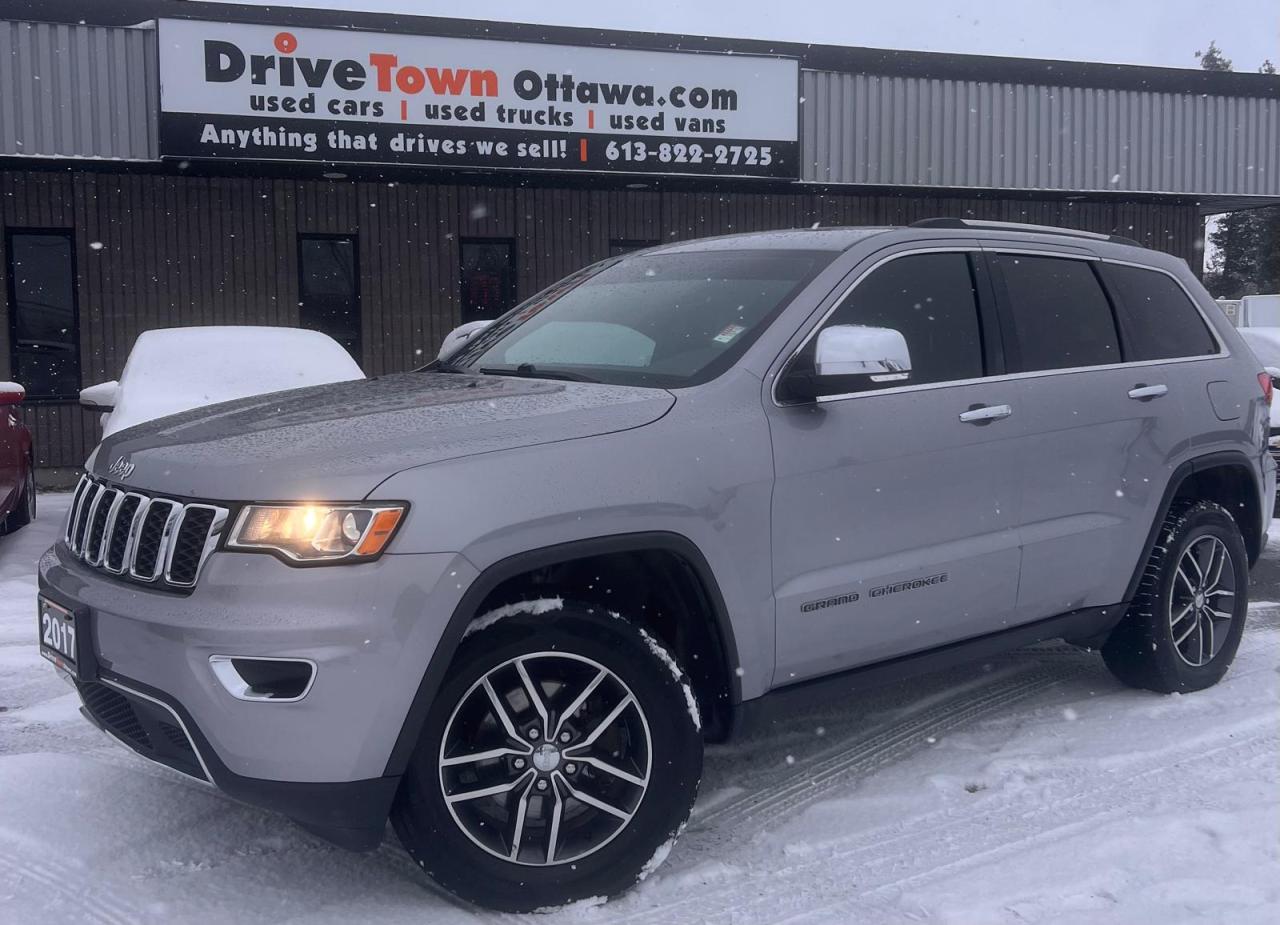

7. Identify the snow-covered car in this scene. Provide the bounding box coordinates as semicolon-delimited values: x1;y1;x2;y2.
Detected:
79;326;365;438
1236;327;1280;485
437;319;493;361
0;381;36;534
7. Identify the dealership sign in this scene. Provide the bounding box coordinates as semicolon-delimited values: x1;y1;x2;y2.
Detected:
156;19;799;178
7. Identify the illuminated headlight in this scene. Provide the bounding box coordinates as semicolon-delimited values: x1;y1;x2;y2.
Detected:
228;504;406;562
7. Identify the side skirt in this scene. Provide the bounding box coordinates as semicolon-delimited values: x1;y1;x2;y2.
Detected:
733;604;1124;738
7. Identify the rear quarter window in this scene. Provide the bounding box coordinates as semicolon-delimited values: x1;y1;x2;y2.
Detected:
1101;264;1219;361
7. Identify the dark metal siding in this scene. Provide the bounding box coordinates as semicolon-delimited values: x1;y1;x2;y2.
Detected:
0;167;1203;469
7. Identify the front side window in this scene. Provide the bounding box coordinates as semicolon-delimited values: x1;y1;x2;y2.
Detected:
1101;263;1218;361
446;249;833;388
298;235;361;362
782;252;986;399
6;231;79;399
998;254;1119;372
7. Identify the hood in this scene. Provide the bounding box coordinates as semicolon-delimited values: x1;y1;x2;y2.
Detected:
90;372;674;501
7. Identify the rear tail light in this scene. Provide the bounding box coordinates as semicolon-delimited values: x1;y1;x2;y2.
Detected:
1259;372;1273;406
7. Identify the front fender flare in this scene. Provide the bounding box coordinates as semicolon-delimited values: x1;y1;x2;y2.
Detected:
382;531;740;777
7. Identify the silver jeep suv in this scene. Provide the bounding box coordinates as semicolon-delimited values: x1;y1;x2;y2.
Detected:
39;220;1274;911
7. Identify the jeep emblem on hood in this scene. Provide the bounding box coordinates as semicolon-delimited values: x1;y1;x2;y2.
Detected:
107;456;136;480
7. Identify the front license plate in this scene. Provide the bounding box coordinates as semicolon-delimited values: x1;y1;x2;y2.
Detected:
38;596;81;679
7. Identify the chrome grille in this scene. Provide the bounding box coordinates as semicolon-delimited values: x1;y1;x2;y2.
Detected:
64;476;229;590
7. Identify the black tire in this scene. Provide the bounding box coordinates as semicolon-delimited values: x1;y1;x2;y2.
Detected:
1102;500;1248;693
2;458;35;534
392;602;703;912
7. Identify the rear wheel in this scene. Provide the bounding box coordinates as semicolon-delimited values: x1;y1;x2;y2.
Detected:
1102;500;1248;693
392;603;702;912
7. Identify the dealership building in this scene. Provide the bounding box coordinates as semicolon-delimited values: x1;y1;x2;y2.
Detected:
1;0;1278;477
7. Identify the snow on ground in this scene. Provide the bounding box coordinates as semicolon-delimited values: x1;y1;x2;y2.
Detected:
1;495;1277;924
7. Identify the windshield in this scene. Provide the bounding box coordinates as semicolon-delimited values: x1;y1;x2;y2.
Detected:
442;249;834;387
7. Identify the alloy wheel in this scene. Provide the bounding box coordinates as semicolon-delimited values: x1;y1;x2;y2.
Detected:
1169;535;1236;667
438;651;652;866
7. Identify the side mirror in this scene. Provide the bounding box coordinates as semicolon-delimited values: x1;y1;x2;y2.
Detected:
80;380;119;412
0;381;25;405
782;325;912;403
814;325;912;381
438;320;494;361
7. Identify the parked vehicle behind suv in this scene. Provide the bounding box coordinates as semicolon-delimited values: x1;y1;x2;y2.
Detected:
1;380;36;535
39;220;1274;911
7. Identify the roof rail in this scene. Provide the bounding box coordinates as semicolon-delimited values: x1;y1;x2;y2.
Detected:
909;218;1141;248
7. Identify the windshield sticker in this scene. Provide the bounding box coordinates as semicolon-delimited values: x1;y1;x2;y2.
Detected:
713;323;746;344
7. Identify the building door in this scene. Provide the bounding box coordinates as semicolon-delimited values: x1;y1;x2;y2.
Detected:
298;235;361;363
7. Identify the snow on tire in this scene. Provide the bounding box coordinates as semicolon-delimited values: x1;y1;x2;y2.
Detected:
391;601;703;912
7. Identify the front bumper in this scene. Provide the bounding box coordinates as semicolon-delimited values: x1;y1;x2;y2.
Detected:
39;542;477;847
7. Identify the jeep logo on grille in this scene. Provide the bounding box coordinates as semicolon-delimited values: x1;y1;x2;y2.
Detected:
107;456;136;480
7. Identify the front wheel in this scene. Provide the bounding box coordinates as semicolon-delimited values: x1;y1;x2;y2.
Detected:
1102;500;1248;693
392;603;703;912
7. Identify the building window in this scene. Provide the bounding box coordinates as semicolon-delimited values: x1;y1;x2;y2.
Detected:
298;235;361;362
609;240;660;257
6;231;80;399
460;240;516;324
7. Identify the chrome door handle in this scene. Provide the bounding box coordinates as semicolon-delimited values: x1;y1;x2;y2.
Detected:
1127;384;1168;400
958;403;1012;424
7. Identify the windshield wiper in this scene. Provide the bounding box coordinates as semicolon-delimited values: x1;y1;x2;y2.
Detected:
479;363;599;383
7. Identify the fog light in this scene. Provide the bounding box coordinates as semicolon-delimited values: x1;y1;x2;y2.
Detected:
210;655;315;702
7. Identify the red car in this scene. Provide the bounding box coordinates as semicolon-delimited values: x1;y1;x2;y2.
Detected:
0;381;35;535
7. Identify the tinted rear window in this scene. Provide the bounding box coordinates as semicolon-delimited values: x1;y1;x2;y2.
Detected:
999;255;1120;372
1103;264;1218;361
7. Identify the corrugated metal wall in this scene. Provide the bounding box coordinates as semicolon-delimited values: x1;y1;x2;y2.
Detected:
801;70;1280;196
0;20;157;160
